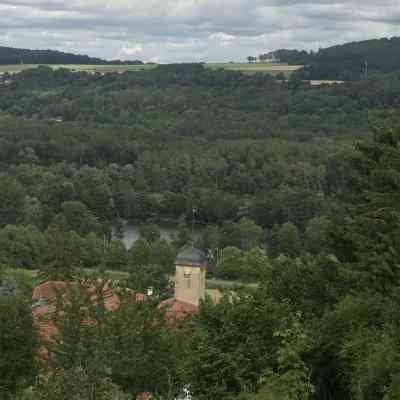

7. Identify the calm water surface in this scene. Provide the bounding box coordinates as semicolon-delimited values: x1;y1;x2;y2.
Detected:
117;221;203;249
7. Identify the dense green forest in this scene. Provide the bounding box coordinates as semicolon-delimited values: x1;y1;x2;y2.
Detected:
269;36;400;80
0;45;143;65
2;62;400;399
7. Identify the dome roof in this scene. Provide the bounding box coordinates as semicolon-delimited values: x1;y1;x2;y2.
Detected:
175;246;208;267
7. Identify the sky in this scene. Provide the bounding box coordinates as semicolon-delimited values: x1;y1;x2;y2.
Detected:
1;0;400;63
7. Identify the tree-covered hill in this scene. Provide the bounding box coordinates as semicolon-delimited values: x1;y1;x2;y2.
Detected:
0;63;399;233
269;36;400;80
0;45;143;65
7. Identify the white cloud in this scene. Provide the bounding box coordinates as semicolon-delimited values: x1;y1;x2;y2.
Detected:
0;1;399;62
120;44;144;57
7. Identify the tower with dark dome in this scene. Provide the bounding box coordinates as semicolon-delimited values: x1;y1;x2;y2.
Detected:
174;246;208;306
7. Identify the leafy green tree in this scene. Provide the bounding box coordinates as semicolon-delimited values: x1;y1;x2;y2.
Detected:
265;255;346;318
264;312;315;400
238;217;264;251
173;218;192;248
0;224;45;269
215;246;244;280
242;248;270;281
304;216;330;255
128;238;150;268
220;221;242;249
139;223;161;243
62;201;102;236
149;239;176;274
81;232;104;269
128;263;170;295
105;239;127;271
186;294;292;400
21;196;48;230
41;217;82;280
313;291;395;400
106;300;184;398
202;224;221;253
27;368;131;400
73;167;114;220
331;126;400;292
270;222;302;257
0;177;25;227
0;294;38;399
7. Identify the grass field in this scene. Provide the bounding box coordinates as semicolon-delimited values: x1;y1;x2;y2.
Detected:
0;63;303;77
207;63;303;77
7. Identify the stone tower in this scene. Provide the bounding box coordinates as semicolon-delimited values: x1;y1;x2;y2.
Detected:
174;247;208;306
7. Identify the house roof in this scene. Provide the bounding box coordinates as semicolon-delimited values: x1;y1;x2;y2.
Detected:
159;298;199;323
32;281;125;344
175;246;208;267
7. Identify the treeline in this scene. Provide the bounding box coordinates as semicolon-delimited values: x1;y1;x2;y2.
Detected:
0;45;143;65
271;36;400;80
0;64;382;138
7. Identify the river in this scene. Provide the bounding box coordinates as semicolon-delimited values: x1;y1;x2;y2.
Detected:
115;221;203;249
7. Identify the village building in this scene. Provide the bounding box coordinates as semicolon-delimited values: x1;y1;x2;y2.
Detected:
30;246;207;399
32;246;208;340
159;246;208;321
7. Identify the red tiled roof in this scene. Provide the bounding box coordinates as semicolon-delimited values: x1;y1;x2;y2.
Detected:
32;281;70;301
159;298;198;323
32;281;128;345
33;281;198;364
136;392;153;400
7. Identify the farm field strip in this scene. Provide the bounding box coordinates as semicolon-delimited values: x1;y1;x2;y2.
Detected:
0;63;303;76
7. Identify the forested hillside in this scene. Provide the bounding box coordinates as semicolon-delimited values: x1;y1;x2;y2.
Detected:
2;63;400;399
1;64;400;251
0;45;143;65
271;36;400;80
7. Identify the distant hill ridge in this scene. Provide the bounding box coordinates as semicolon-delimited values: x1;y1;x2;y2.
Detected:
0;46;143;65
268;36;400;80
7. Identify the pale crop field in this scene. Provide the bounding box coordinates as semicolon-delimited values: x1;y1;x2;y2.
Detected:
206;63;304;76
0;64;157;74
0;63;303;77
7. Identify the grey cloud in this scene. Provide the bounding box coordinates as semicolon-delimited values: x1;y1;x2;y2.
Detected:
0;0;399;62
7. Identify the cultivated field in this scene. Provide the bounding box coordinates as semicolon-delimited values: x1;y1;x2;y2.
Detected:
207;63;303;77
0;64;157;74
0;63;303;77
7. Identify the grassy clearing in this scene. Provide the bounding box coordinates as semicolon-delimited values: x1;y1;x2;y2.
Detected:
206;278;258;291
0;64;39;73
0;63;303;77
207;63;303;77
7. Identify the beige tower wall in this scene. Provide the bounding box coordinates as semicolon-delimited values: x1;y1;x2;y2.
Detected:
175;264;206;306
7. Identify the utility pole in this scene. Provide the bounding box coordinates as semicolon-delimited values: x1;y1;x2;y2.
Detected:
364;60;368;80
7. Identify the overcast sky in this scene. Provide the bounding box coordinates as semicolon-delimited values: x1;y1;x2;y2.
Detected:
1;0;399;63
